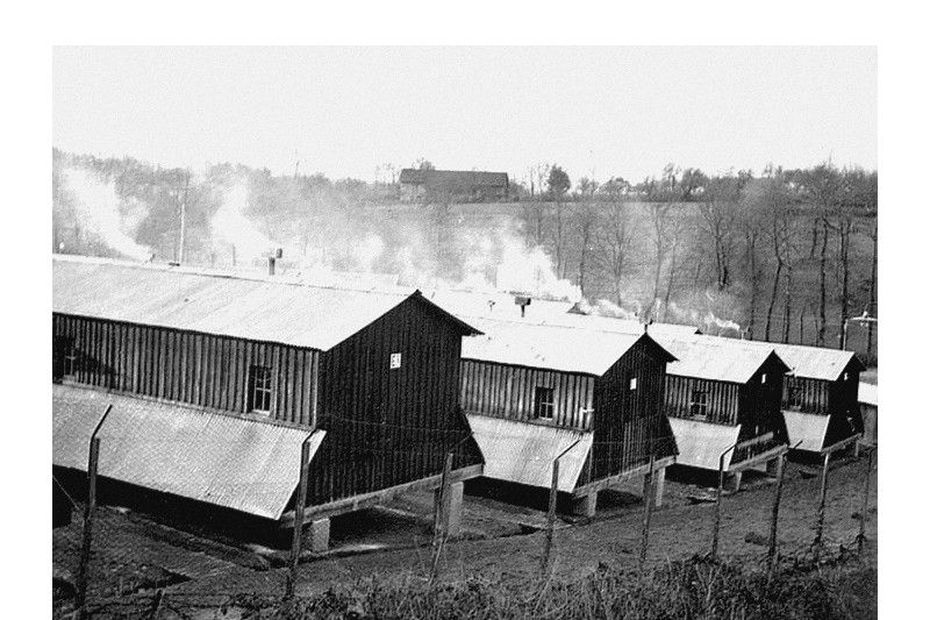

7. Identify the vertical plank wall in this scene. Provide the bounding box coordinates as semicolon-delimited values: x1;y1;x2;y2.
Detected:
590;340;675;482
459;360;596;430
664;376;740;425
52;313;319;427
308;296;484;506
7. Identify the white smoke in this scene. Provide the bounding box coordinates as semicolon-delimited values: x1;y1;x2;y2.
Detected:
493;228;582;302
703;310;741;334
591;298;639;320
61;168;153;261
211;182;283;262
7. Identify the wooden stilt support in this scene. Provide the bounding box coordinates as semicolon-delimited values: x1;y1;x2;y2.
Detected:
639;455;655;571
813;451;832;562
766;453;786;583
286;437;313;599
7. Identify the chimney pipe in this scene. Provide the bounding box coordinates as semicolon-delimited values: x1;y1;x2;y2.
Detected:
514;296;531;318
268;256;276;276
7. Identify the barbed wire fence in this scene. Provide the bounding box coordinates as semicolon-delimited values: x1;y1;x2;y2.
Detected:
53;410;877;619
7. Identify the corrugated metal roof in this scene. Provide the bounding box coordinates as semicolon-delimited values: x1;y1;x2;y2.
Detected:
782;410;830;452
654;334;787;384
764;342;864;382
53;384;325;520
461;317;659;376
426;289;576;323
466;414;592;492
426;289;698;340
668;418;742;471
858;382;877;406
53;255;477;351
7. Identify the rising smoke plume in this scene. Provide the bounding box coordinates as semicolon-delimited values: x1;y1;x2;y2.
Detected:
60;168;153;261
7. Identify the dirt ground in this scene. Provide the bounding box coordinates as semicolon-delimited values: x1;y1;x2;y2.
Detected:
54;448;876;617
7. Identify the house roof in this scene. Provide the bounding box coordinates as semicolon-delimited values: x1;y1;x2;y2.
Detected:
466;414;592;492
461;317;675;376
654;334;789;384
426;288;698;339
759;341;865;382
53;384;325;520
53;255;479;351
398;168;509;187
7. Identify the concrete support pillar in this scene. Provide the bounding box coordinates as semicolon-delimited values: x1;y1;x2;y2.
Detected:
730;471;743;493
766;457;782;478
653;467;667;509
302;517;330;553
573;490;597;518
434;481;465;539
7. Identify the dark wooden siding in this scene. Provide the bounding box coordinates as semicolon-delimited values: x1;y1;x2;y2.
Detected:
782;376;830;414
52;313;320;426
459;360;595;430
664;376;740;426
588;340;675;482
829;363;863;433
307;296;483;506
733;356;788;463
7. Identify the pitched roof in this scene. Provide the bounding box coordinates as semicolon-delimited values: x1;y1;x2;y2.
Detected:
53;255;479;351
398;168;509;187
426;288;698;339
461;317;674;376
53;384;325;520
654;334;789;384
762;341;865;382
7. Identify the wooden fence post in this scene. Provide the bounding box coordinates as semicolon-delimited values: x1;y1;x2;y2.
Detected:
430;452;454;583
75;436;100;620
542;457;560;573
813;451;832;562
639;455;655;572
857;447;874;556
766;452;786;582
711;448;730;559
285;438;312;600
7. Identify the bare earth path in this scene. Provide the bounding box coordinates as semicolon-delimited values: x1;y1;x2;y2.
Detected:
164;452;876;605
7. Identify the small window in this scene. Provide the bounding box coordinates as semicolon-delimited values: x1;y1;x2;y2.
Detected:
689;389;708;420
248;365;272;413
54;336;77;380
63;339;77;377
629;377;638;391
533;386;554;419
761;373;767;384
788;385;805;410
843;372;849;381
390;352;402;369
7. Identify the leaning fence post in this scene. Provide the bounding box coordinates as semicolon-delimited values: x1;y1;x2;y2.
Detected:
285;437;313;600
75;404;112;620
542;456;560;573
812;450;832;562
711;443;736;559
857;446;874;556
430;451;454;583
766;451;786;582
639;454;656;572
75;436;100;619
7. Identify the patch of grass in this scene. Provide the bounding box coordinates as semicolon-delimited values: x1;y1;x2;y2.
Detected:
240;550;876;619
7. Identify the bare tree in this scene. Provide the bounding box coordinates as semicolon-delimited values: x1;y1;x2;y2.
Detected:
574;177;599;296
594;179;636;306
760;171;791;341
648;203;672;317
737;180;768;339
699;176;740;290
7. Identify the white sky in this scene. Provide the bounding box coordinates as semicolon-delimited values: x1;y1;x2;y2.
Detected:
53;46;876;183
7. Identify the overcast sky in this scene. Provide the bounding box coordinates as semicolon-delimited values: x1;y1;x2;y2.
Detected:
53;46;876;184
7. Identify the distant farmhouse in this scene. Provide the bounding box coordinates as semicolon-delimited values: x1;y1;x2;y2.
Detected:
399;168;509;203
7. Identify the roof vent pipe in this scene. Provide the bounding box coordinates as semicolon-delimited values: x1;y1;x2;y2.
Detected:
268;256;276;276
514;296;531;318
